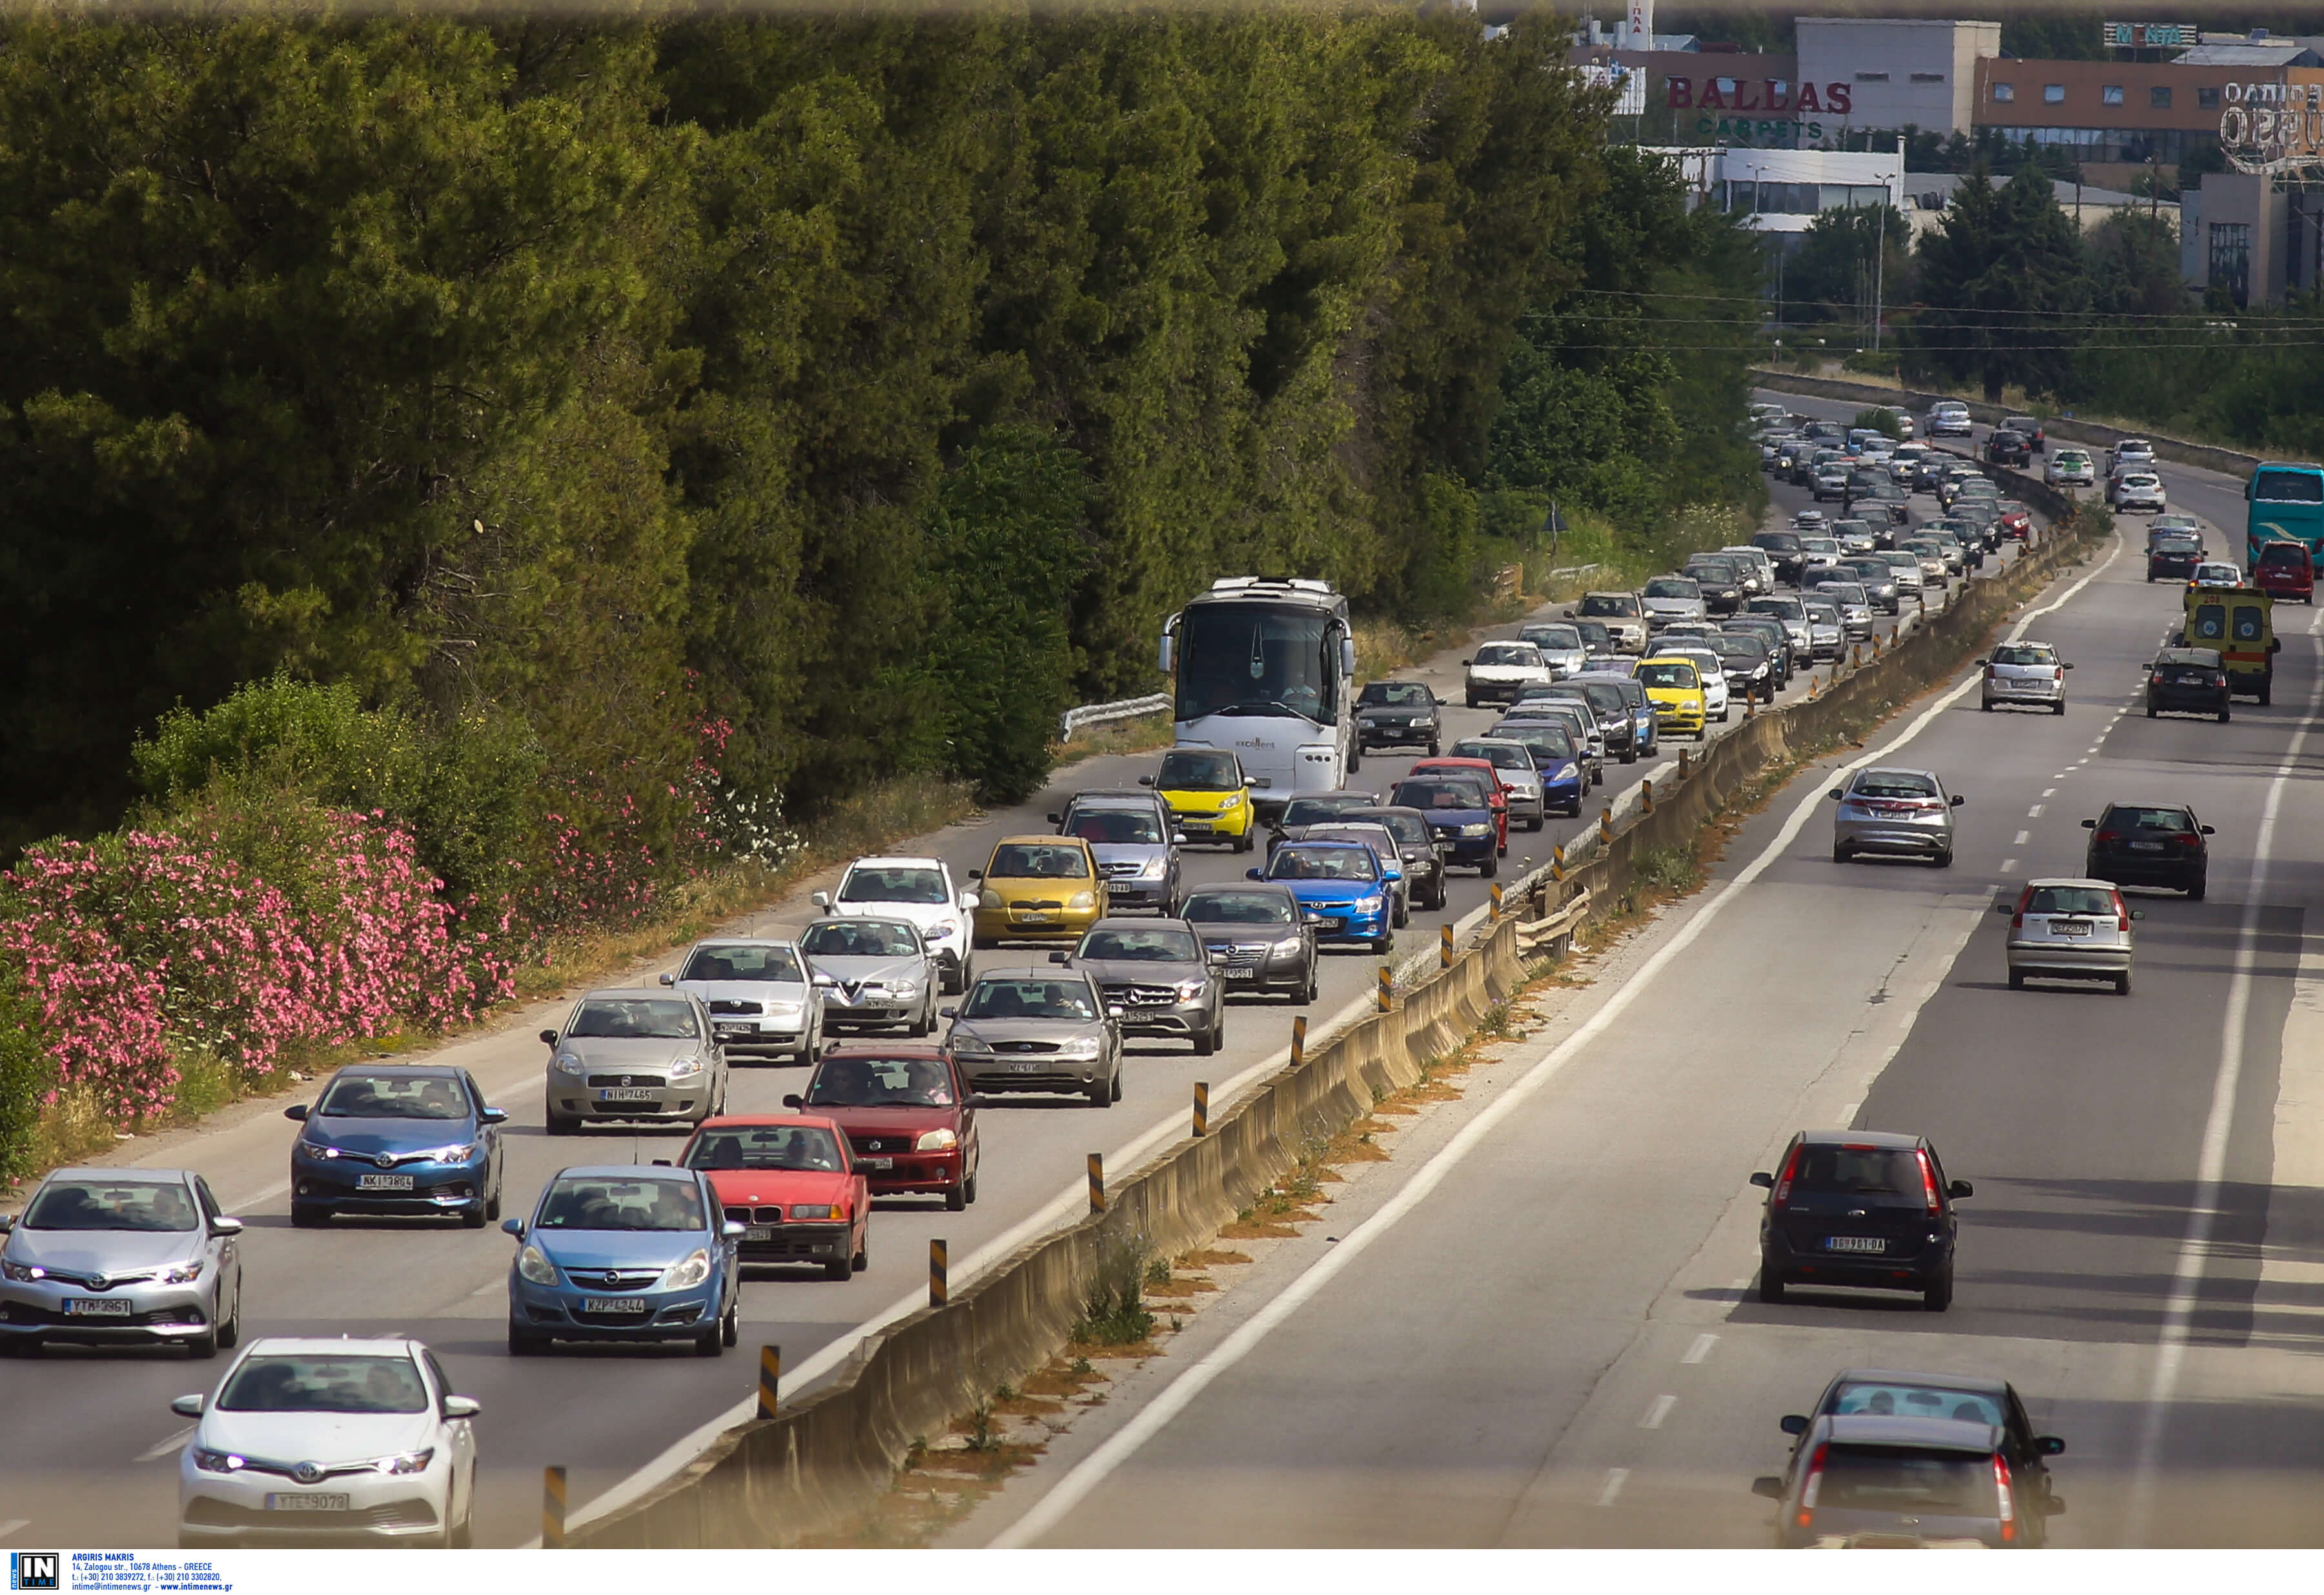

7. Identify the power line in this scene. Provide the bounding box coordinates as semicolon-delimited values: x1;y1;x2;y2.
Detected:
1567;285;2315;325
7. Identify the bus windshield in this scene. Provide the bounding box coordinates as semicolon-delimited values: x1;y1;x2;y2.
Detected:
2248;465;2324;564
1174;603;1341;724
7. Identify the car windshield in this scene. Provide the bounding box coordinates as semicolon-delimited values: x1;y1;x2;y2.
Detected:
1571;621;1611;647
962;979;1098;1021
1804;604;1839;624
1709;637;1761;659
1636;662;1698;689
1080;927;1201;962
2025;886;2118;916
1451;742;1529;770
839;866;946;906
801;920;920;959
1817;1447;1997;1515
535;1175;706;1231
1282;796;1369;826
1748;598;1803;618
1181;891;1296;926
1156;749;1240;791
2106;807;2196;831
681;944;804;982
1489;726;1576;758
1685;561;1735;580
1391;779;1485;812
805;1054;957;1108
315;1074;471;1121
1360;682;1432;706
216;1356;429;1415
567;999;700;1040
24;1179;199;1232
1579;594;1640;616
1269;844;1377;882
1815;585;1868;604
1754;534;1802;551
1643;578;1698;599
1853;771;1939;798
1830;1382;2005;1426
684;1123;844;1172
1520;625;1582;649
1347;809;1432;846
1789;1144;1922;1196
1473;644;1539;666
1067;809;1164;845
988;842;1091;879
1992;645;2057;666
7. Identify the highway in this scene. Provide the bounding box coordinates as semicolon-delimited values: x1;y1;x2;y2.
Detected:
0;418;2034;1550
959;405;2324;1549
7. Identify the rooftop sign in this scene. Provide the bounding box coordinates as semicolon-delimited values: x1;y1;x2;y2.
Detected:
2219;81;2324;174
2104;21;2199;49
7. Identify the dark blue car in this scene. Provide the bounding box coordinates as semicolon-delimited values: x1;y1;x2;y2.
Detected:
285;1065;507;1228
1387;775;1500;879
1486;720;1586;817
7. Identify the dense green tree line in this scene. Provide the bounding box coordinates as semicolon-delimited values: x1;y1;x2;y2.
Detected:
0;5;1748;875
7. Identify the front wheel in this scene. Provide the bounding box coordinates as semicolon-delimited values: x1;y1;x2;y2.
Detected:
946;1182;968;1212
1479;853;1498;880
2148;703;2159;718
1233;826;1254;855
1372;934;1392;955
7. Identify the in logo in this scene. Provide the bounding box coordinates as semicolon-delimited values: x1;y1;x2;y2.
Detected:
10;1552;59;1592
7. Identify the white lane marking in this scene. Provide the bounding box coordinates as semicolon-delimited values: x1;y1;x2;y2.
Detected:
2001;858;2019;874
1682;1333;1718;1365
223;1178;289;1214
2127;611;2324;1543
1596;1468;1630;1508
2041;787;2056;797
0;1521;26;1541
2013;830;2030;845
136;1427;194;1463
2027;804;2043;818
990;527;2127;1549
1838;1101;1860;1125
1640;1394;1677;1430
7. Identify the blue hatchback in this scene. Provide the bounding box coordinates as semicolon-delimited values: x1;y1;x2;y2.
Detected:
285;1065;506;1228
1387;775;1500;878
1247;841;1393;953
505;1165;742;1356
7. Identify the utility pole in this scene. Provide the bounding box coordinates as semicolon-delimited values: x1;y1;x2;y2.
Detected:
1872;194;1886;351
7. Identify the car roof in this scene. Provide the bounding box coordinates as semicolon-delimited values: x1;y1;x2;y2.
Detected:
1795;1128;1922;1150
994;833;1088;846
43;1166;193;1184
240;1336;425;1357
848;855;946;870
2024;876;2121;889
549;1164;702;1182
1822;1414;2002;1451
1087;915;1195;932
1067;789;1163;804
312;1063;467;1080
694;1113;842;1131
688;936;802;948
973;964;1097;982
817;1041;950;1060
1288;789;1381;803
1851;766;1941;782
1185;879;1296;897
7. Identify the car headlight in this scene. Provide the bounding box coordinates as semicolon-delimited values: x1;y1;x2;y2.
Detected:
1059;1036;1103;1059
1174;980;1207;1002
789;1204;838;1221
380;1448;435;1476
1266;939;1303;961
979;889;1002;909
660;1248;713;1290
1219;792;1244;810
924;922;955;941
950;1032;992;1052
423;1143;476;1163
667;1055;703;1078
2;1258;45;1283
192;1448;247;1474
884;980;922;1000
915;1128;959;1152
1555;762;1577;782
1068;891;1097;911
1139;857;1167;879
1459;823;1490;837
299;1140;341;1161
159;1259;205;1286
516;1245;559;1286
553;1053;585;1075
764;1001;804;1020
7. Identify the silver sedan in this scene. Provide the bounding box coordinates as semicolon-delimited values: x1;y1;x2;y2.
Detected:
542;990;729;1135
0;1168;245;1357
1830;767;1963;868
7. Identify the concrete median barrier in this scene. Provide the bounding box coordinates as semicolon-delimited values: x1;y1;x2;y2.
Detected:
571;507;2107;1550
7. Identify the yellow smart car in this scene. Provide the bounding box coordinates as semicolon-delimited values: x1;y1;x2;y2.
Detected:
1139;747;1259;853
970;836;1108;947
1637;655;1709;740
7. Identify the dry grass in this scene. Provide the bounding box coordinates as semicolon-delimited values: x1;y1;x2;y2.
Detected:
1051;712;1173;764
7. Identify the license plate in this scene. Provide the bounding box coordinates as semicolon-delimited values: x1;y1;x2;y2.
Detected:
858;1157;894;1170
2051;920;2093;937
715;1021;752;1034
599;1087;657;1102
356;1173;414;1191
744;1227;773;1242
1824;1236;1886;1254
267;1494;351;1512
1225;967;1257;980
1010;1059;1041;1072
65;1296;132;1316
1310;917;1343;932
1017;912;1051;924
2129;840;2164;852
582;1296;647;1314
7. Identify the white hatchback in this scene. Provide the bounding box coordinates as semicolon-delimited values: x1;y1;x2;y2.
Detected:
1997;879;2139;995
812;856;975;993
174;1337;479;1548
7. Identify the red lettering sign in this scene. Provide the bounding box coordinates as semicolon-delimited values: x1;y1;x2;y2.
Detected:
1699;78;1726;110
1667;75;1693;109
1766;78;1789;111
1796;82;1821;113
1828;82;1852;114
1737;79;1762;110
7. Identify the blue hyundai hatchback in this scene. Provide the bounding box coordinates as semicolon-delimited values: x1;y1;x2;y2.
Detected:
1247;841;1393;953
1387;775;1500;879
504;1165;742;1356
285;1066;507;1229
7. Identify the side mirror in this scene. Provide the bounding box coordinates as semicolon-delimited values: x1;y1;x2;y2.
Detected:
966;869;984;881
1138;774;1155;786
2063;662;2075;669
782;1093;804;1109
2081;818;2097;829
721;1220;747;1240
959;891;981;911
539;1029;559;1047
1950;793;1966;807
2037;1435;2066;1457
2130;909;2145;921
1749;1171;1774;1188
658;972;675;987
1208;949;1230;966
1562;608;1576;619
939;1006;957;1020
1993;902;2015;914
1460;658;1473;667
481;1106;509;1125
1247;868;1265;880
1251;777;1272;789
650;1159;672;1168
1751;1476;1786;1501
209;1216;245;1236
170;1394;205;1419
810;891;831;910
1046;813;1062;828
501;1218;526;1238
1172;833;1188;847
2201;825;2216;835
1048;951;1072;965
1779;1414;1809;1436
811;973;839;988
283;1104;309;1123
1106;1006;1126;1021
1948;1179;1974;1198
0;1215;12;1234
442;1396;482;1420
1826;788;1842;800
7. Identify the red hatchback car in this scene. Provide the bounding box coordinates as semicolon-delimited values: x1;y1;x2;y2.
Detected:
785;1045;981;1210
2253;540;2315;604
1407;756;1509;851
675;1114;868;1281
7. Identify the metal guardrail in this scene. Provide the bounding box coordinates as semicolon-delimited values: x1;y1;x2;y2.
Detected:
1058;692;1172;741
1547;562;1604;581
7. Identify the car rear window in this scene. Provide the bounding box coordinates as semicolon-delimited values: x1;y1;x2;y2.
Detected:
2024;886;2117;916
1066;808;1165;845
1831;1384;2003;1426
1788;1144;1922;1196
2259;544;2310;567
1391;779;1485;811
1853;771;1938;798
2105;806;2195;831
1816;1447;1998;1516
1991;645;2057;666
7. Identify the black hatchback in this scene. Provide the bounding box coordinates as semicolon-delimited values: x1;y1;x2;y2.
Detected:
2146;646;2231;722
1751;1131;1970;1311
2083;801;2213;897
2146;527;2205;581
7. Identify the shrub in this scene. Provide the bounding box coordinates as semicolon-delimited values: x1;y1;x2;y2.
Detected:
0;986;55;1184
1074;1238;1156;1346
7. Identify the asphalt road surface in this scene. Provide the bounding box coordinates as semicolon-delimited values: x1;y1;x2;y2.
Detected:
960;410;2324;1549
0;429;2035;1550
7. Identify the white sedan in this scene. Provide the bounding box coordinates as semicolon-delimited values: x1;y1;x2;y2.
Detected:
1463;640;1553;707
174;1337;479;1548
2112;472;2167;513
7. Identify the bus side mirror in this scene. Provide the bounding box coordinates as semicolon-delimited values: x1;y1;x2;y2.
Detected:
1341;636;1356;676
1158;634;1174;674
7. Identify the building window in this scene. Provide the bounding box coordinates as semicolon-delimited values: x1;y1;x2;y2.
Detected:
1855;72;1890;82
1993;82;2015;102
2210;221;2252;309
2152;86;2174;108
2044;83;2066;103
2103;85;2125;105
1910;72;1946;83
2199;86;2220;107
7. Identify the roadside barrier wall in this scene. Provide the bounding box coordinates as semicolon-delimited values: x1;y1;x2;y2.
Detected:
573;509;2104;1550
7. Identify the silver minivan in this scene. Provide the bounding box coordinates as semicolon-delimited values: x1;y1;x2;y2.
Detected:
1997;877;2138;994
1830;767;1963;868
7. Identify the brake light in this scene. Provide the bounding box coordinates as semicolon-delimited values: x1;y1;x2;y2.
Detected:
1770;1143;1803;1212
2010;886;2030;930
2115;891;2130;933
1797;1442;1828;1528
1994;1453;2016;1543
1984;664;1996;679
1916;1148;1942;1215
2096;830;2123;848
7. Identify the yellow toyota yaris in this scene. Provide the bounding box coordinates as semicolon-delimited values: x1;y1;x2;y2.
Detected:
1139;747;1259;853
1637;656;1709;741
970;836;1108;948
